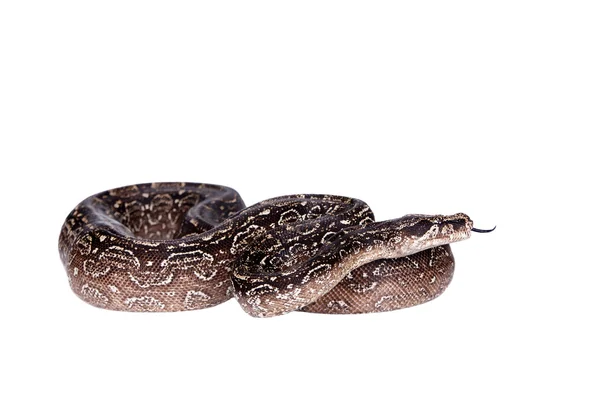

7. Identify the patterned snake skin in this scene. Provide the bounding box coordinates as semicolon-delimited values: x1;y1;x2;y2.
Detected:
59;182;480;317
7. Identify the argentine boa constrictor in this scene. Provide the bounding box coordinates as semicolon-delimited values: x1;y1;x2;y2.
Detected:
58;183;492;317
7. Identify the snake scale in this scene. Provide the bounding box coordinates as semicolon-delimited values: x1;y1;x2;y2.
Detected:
59;182;490;317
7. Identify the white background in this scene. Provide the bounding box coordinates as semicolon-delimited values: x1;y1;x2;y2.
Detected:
1;1;598;399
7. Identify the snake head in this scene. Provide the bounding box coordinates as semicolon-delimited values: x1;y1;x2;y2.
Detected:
394;213;474;251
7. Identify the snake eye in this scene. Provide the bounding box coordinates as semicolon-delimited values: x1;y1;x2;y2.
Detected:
445;219;464;226
444;219;466;231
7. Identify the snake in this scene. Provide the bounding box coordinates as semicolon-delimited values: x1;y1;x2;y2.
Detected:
58;182;492;317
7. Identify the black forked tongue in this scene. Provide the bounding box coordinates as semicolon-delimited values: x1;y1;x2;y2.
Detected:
472;226;496;233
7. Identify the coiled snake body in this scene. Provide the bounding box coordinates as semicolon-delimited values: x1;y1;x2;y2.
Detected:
59;183;481;317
